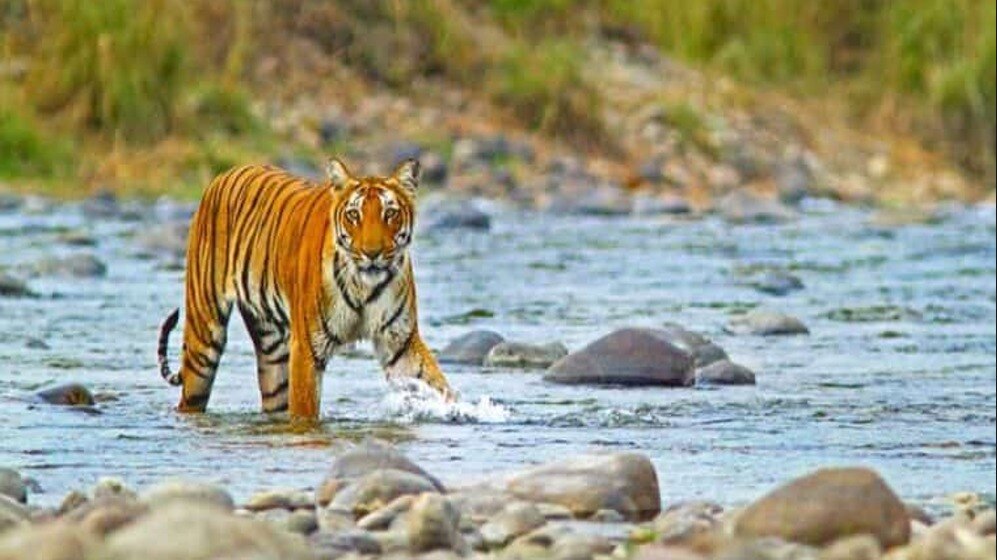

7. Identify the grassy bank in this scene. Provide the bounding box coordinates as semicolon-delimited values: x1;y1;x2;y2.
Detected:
0;0;993;197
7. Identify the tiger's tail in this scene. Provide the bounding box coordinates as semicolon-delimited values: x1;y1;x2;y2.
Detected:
157;308;182;386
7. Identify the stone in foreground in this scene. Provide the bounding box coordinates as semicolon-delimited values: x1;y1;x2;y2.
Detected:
501;452;661;521
544;328;694;386
734;466;910;548
317;439;444;507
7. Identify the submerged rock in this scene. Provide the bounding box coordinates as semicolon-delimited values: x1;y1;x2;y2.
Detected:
724;309;809;336
500;452;661;521
0;469;26;504
438;330;505;366
750;270;804;296
734;467;910;548
0;274;35;298
483;341;568;369
29;253;107;279
695;360;756;385
33;383;95;407
544;328;694;387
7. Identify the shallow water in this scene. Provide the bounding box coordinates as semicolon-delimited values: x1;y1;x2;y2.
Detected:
1;199;995;511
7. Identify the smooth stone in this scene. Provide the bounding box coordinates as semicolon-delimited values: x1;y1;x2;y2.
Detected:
139;479;234;511
658;323;728;368
244;488;313;512
751;271;804;296
29;254;107;278
70;497;148;537
133;221;188;260
734;467;910;548
406;493;463;553
0;469;26;504
1;494;29;533
357;494;415;531
0;274;34;298
724;309;809;336
643;501;724;546
420;198;491;231
695;360;756;386
502;452;660;521
330;469;439;517
319;439;444;507
544;328;694;387
480;502;546;549
0;521;95;560
33;383;95;407
447;491;515;524
716;190;797;224
438;330;505;365
100;502;313;560
309;528;382;558
484;341;568;369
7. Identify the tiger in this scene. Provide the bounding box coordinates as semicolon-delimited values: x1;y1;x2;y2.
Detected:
156;158;454;421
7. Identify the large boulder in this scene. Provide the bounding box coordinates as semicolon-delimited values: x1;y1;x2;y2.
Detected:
544;328;694;387
499;452;660;521
99;502;314;560
733;467;910;548
437;331;505;366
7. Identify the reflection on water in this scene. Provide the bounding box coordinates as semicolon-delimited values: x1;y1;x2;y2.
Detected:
1;199;994;511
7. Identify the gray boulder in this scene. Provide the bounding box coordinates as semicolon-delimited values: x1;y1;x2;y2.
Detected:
438;330;505;366
544;328;694;387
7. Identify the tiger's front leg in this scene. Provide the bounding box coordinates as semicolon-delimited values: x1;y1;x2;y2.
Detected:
288;335;323;421
376;329;455;401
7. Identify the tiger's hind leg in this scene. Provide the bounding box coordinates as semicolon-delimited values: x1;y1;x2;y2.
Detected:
240;306;290;413
177;298;233;412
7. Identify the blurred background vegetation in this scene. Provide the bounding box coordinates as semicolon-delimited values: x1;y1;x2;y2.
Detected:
1;0;993;198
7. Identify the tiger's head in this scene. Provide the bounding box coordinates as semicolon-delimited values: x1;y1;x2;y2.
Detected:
326;158;418;281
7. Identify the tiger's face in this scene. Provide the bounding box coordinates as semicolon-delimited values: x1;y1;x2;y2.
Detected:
327;159;418;281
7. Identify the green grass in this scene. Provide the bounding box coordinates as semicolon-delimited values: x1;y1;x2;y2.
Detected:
0;105;72;179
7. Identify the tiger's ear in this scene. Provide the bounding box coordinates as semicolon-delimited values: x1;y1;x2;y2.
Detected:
392;158;420;193
325;158;352;191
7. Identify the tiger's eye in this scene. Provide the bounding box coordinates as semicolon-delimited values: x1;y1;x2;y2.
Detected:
384;208;398;221
345;209;360;223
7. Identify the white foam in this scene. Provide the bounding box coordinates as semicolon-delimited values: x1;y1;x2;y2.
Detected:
380;380;511;424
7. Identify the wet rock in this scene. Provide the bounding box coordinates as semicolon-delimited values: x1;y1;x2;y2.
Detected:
438;330;505;365
100;502;314;560
632;193;692;216
544;328;695;387
419;198;491;231
139;479;235;511
0;469;26;504
309;528;382;558
0;274;34;298
81;191;120;219
357;494;416;530
480;502;546;549
716;191;796;224
658;323;728;368
133;221;188;260
29;254;107;278
501;452;660;521
330;469;440;518
0;495;29;533
0;521;96;560
750;270;804;296
33;383;95;407
406;493;463;553
484;341;568;369
244;488;313;512
734;467;910;547
318;440;444;508
695;360;756;386
724;309;809;336
775;155;813;205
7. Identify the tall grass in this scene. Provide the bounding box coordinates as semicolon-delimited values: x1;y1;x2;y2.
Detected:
0;104;72;179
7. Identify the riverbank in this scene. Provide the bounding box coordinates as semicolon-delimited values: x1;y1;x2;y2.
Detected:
1;440;994;560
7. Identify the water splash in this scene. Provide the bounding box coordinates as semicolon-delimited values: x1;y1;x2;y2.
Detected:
380;380;511;424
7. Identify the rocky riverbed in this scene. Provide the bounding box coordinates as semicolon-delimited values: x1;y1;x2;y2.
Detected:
0;190;994;558
1;440;995;559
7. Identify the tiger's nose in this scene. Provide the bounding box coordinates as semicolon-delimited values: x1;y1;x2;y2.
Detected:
360;249;382;261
